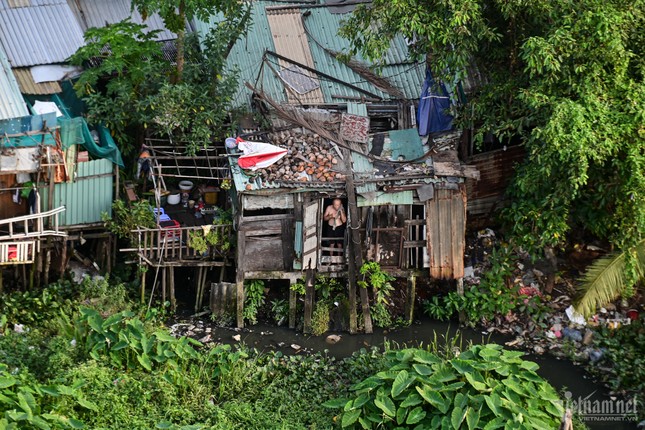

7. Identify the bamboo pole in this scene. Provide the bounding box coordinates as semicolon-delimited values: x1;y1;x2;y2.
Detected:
169;267;176;311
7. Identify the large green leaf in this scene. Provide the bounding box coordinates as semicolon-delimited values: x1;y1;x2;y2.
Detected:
400;392;423;408
465;406;480;430
465;372;489;392
396;405;408;425
575;239;645;317
412;363;433;376
374;395;396;417
322;398;350;409
412;350;441;364
417;386;450;414
137;353;153;371
406;406;426;425
77;398;98;412
0;377;17;389
392;370;416;398
451;406;466;429
341;409;361;428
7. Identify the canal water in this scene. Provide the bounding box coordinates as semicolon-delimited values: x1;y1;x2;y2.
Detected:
192;316;638;430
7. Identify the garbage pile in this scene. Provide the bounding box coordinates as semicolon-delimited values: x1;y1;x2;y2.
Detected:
464;228;640;362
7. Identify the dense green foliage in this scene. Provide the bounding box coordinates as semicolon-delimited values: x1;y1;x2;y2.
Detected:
424;247;549;326
325;344;565;429
342;0;645;299
102;200;156;240
0;279;391;429
69;15;244;157
588;317;645;420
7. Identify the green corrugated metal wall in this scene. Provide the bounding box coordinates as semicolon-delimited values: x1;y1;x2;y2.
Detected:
41;158;113;226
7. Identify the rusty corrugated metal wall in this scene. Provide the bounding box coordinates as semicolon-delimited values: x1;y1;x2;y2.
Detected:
465;145;526;217
426;186;466;279
266;7;325;104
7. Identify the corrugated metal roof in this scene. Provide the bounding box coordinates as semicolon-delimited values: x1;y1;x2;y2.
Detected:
68;0;176;41
195;2;287;108
0;0;85;67
199;1;424;108
302;6;424;101
13;67;61;94
41;158;113;226
0;47;29;119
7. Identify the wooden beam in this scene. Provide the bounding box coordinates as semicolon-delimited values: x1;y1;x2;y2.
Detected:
405;274;416;324
289;281;297;329
303;269;315;334
236;230;246;328
342;147;372;334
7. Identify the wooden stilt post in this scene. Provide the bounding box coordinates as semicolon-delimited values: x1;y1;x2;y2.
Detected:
289;279;297;329
140;263;146;304
59;240;68;279
43;239;51;287
22;264;28;289
236;275;244;328
0;268;3;295
341;147;372;334
303;269;315;333
29;258;36;290
236;231;246;328
162;265;167;304
169;266;176;311
405;274;416;323
194;267;202;313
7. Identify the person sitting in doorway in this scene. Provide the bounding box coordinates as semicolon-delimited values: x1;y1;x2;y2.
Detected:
323;199;347;256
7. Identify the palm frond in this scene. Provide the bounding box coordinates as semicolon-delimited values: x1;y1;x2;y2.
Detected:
574;239;645;317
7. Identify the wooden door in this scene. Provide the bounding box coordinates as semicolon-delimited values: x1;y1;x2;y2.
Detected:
302;200;319;270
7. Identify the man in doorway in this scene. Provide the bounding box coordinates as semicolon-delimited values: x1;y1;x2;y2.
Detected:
323;198;347;256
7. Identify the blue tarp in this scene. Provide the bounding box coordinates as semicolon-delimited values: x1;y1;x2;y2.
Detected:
417;70;453;136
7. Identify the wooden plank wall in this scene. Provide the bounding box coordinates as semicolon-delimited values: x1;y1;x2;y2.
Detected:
239;215;294;272
426;185;467;279
0;174;27;220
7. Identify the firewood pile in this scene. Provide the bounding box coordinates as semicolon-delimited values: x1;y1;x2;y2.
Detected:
257;130;345;184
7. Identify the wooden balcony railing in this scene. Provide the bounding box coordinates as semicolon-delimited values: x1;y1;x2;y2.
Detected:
123;224;234;265
0;206;67;241
0;241;36;265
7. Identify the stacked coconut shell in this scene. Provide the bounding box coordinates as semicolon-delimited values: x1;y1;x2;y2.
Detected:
257;130;345;184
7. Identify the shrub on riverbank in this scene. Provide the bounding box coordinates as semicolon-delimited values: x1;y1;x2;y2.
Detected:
325;344;566;429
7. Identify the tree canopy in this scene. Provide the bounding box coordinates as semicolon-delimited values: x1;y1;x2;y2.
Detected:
69;8;247;158
342;0;645;288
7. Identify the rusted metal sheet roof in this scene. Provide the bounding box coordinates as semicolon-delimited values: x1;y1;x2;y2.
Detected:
465;145;525;217
12;67;61;94
199;1;424;108
426;186;466;279
68;0;176;41
266;7;324;105
0;0;85;67
0;48;29;119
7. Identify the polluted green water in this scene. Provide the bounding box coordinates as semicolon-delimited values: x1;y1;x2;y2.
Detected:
184;317;638;430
